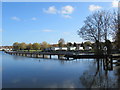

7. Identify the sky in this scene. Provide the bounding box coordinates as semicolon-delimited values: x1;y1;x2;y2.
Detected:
1;1;119;46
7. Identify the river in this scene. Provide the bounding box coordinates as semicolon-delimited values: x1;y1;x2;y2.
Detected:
1;51;120;88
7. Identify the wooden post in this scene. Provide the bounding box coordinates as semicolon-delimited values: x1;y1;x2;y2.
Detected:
67;57;69;60
25;54;27;57
43;54;44;58
58;55;60;59
36;54;38;58
30;54;32;57
50;55;51;59
110;55;113;70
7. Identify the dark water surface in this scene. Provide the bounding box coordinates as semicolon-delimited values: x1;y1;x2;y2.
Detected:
2;51;120;88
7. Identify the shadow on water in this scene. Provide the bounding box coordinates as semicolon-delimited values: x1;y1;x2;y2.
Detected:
80;57;120;88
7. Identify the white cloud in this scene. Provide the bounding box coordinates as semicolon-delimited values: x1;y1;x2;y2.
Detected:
42;29;53;32
112;0;119;7
43;6;57;14
11;16;21;21
31;17;37;20
60;5;74;18
61;5;74;15
89;5;102;11
43;5;74;18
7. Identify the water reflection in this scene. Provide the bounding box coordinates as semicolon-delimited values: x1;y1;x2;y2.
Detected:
80;58;120;88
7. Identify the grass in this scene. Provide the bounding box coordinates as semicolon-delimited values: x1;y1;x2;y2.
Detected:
17;50;42;52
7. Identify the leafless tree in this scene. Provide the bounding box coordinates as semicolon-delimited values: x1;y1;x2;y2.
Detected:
78;10;113;43
78;10;116;53
58;38;65;49
112;8;120;49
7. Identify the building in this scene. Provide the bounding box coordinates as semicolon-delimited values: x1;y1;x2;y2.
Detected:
0;46;13;51
45;46;84;51
84;46;92;50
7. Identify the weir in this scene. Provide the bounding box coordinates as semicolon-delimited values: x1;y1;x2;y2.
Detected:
4;50;120;71
4;51;120;59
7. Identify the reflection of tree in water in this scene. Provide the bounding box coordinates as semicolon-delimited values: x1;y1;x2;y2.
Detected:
80;59;117;88
114;59;120;88
12;55;27;60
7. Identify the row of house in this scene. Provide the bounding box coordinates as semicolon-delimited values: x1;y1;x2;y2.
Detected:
45;46;92;51
0;46;13;51
0;43;93;51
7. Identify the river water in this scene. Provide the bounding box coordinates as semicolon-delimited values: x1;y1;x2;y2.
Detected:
1;51;120;88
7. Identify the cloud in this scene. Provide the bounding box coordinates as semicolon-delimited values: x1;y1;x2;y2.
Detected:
43;6;57;14
11;16;21;21
31;17;37;20
89;5;102;11
61;5;74;18
42;29;53;32
43;5;74;18
61;5;74;15
112;0;119;7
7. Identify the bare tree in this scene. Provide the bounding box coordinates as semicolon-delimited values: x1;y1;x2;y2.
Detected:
78;10;115;54
113;8;120;49
58;38;65;49
78;10;113;42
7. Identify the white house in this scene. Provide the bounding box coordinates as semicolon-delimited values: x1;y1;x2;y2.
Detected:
51;47;60;51
45;46;84;51
79;47;84;50
84;46;92;50
69;46;84;50
45;47;67;51
69;47;76;50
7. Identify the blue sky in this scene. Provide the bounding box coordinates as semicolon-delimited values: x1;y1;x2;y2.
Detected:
2;1;118;46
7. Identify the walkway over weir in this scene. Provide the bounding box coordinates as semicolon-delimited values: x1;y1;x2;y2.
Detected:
4;51;120;60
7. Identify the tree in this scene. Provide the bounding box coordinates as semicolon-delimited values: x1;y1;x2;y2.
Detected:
105;40;112;55
19;42;27;50
67;42;72;51
13;42;20;51
67;42;72;47
78;10;113;42
73;42;77;47
58;38;65;49
41;41;50;50
81;42;84;47
84;41;92;47
113;10;120;49
26;43;33;51
32;43;40;51
78;10;114;54
115;29;120;49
